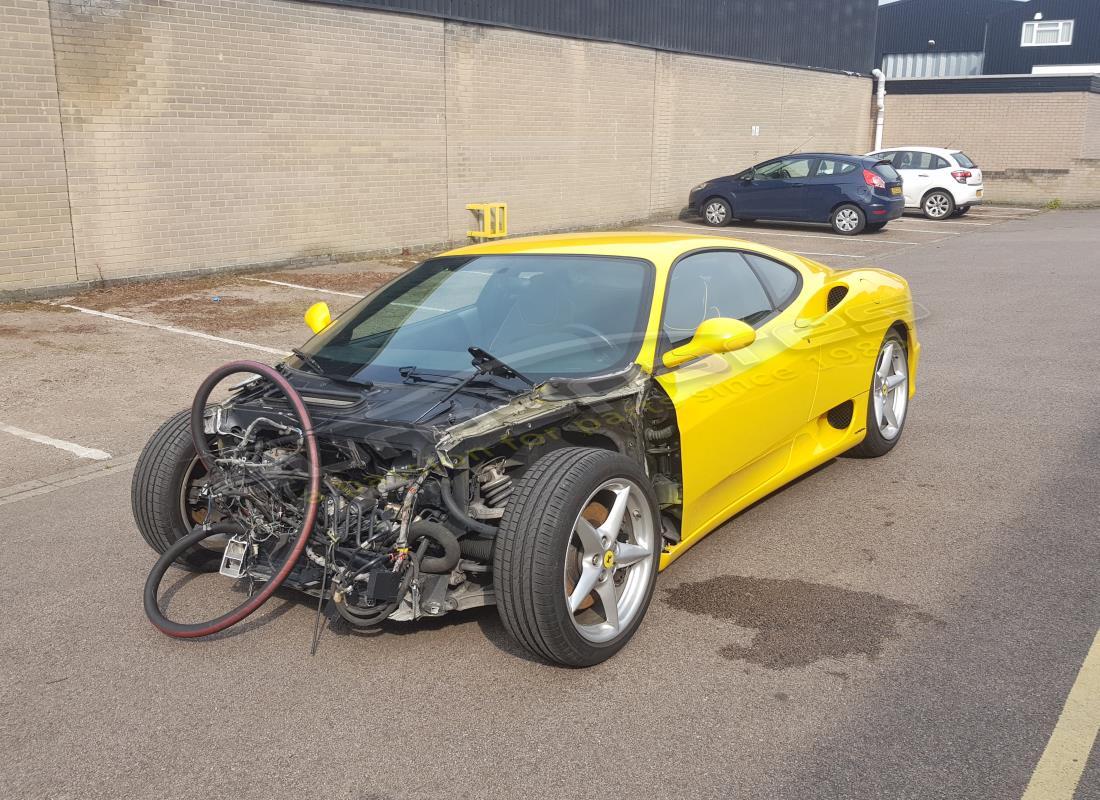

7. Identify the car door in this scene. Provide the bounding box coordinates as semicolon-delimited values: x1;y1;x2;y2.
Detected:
737;157;816;220
892;150;934;206
802;157;858;221
654;249;818;541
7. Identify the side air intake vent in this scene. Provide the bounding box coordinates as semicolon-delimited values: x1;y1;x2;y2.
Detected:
826;285;849;311
826;400;854;430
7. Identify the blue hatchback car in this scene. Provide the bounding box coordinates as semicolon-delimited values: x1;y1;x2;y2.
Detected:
688;153;904;235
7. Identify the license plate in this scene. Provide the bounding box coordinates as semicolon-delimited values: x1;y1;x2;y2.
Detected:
890;186;901;196
976;189;983;197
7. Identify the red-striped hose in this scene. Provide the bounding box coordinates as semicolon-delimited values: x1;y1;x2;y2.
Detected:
143;360;321;638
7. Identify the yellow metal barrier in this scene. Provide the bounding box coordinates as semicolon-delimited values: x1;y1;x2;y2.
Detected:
466;202;508;239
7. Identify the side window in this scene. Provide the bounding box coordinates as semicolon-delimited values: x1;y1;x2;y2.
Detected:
894;150;918;170
932;155;951;170
815;158;857;177
662;251;773;348
756;157;814;180
744;254;800;307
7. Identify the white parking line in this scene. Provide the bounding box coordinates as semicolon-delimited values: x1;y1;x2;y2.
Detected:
243;277;365;298
0;422;111;461
650;223;921;246
885;226;962;235
788;251;867;259
60;305;289;356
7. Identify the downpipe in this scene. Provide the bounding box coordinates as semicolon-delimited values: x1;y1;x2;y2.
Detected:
871;68;886;151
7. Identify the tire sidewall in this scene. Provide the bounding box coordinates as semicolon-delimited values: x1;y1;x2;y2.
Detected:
859;330;909;455
923;190;955;219
701;197;732;227
495;449;660;666
832;204;866;235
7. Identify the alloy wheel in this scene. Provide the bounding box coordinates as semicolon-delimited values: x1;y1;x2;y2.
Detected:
564;478;656;643
872;340;909;440
925;193;952;218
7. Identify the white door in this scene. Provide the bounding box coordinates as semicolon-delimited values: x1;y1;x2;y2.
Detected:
893;150;935;207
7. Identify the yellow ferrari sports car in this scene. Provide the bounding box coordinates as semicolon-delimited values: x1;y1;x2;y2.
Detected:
135;231;919;666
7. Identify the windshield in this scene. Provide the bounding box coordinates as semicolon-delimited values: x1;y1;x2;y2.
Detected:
298;254;655;385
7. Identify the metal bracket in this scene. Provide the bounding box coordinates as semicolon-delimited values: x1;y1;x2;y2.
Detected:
466;202;508;239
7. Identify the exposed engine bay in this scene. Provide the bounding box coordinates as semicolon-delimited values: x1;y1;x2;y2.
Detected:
141;356;683;643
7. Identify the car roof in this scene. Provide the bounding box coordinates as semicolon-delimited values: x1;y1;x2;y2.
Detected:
773;152;862;160
869;146;961;156
441;231;830;274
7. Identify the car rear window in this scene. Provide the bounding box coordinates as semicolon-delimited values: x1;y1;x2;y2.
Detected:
953;152;976;168
873;161;901;182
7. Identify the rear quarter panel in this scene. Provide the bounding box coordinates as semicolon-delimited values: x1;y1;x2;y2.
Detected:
794;264;919;417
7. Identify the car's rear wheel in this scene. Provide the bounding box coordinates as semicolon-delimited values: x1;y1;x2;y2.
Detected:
131;409;225;572
849;330;910;458
922;190;955;220
701;197;732;227
831;204;866;235
493;448;659;667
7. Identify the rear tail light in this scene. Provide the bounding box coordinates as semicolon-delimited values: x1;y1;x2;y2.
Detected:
863;169;886;190
951;170;972;184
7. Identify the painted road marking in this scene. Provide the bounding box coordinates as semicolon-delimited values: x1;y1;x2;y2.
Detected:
243;277;365;298
1022;629;1100;800
786;251;867;259
0;422;111;461
0;454;139;506
649;222;922;246
60;305;289;356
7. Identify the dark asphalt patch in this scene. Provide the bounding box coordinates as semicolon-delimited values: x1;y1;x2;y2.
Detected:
663;575;940;669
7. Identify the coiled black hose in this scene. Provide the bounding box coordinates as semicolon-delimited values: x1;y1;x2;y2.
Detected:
143;360;321;639
407;520;461;573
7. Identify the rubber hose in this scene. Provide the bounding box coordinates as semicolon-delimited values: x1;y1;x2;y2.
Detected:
459;536;494;562
439;474;497;536
645;424;676;442
144;360;321;638
407;520;461;574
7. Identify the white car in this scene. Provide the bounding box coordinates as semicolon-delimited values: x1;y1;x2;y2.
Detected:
865;146;983;220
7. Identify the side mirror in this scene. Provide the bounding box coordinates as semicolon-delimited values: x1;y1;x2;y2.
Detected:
662;317;756;369
304;301;332;334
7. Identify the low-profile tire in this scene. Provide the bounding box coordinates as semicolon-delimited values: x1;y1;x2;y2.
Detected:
700;197;732;227
866;222;887;232
922;190;955;220
831;204;866;235
493;448;660;667
131;408;222;572
953;205;971;217
849;329;910;459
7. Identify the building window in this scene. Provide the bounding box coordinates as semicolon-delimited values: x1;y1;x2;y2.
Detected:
1021;20;1074;47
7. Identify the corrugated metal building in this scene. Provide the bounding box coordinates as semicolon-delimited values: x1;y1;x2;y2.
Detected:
313;0;879;74
877;0;1100;77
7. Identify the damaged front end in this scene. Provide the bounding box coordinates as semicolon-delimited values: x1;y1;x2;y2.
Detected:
142;357;676;641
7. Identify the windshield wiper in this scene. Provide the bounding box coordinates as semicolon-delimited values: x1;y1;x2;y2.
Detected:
288;348;374;390
413;346;534;424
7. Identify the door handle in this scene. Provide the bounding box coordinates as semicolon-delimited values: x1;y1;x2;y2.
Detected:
918;173;929;177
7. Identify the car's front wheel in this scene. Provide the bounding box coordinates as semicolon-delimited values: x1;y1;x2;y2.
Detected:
701;197;732;227
849;330;910;458
922;190;955;219
131;409;224;571
831;204;866;235
493;448;660;667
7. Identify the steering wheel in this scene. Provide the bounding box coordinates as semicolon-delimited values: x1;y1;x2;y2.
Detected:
562;323;618;364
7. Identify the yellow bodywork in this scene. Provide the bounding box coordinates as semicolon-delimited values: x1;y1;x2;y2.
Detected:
444;231;921;571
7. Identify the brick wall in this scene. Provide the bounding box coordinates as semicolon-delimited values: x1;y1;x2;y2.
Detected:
0;0;76;293
883;91;1100;205
1;0;873;295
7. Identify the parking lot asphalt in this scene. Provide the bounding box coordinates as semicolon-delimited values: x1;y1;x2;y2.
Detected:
1;207;1097;800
